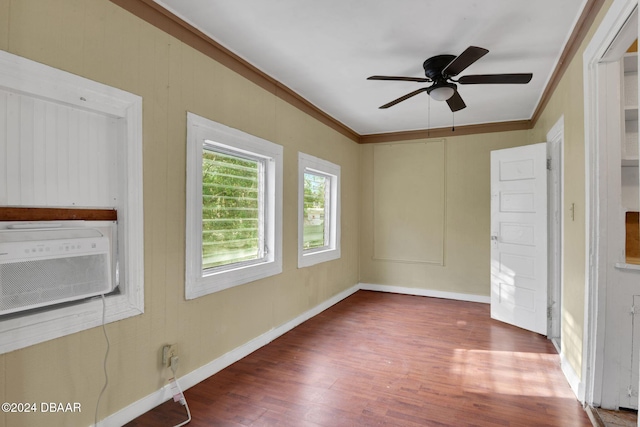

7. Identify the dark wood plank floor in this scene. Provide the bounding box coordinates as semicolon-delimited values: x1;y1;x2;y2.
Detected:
126;291;592;427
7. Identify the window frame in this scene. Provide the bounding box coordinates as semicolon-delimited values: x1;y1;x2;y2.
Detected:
298;152;341;268
186;113;282;298
0;50;144;354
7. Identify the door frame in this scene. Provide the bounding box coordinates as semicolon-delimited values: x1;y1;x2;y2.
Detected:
583;0;638;407
547;117;564;351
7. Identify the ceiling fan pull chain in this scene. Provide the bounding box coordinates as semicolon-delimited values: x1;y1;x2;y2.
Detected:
452;112;455;132
427;93;431;138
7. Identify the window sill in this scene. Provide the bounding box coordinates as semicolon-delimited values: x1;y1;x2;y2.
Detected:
615;262;640;271
298;247;341;268
0;292;143;354
186;259;282;299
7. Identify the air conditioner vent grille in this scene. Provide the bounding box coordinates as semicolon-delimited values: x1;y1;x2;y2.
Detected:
0;228;112;315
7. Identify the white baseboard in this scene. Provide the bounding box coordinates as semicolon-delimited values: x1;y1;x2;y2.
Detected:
102;283;490;426
359;283;490;304
101;284;360;427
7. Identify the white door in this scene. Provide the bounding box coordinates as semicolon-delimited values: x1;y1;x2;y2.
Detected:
491;143;548;335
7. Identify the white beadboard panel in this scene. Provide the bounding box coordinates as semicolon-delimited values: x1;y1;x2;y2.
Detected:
44;102;58;204
0;88;118;208
0;90;7;203
33;99;47;204
55;105;70;205
19;95;35;206
5;91;20;204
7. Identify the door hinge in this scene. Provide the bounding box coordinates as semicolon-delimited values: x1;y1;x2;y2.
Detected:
546;158;552;170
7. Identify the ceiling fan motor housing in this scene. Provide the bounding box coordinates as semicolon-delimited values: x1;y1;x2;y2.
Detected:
423;54;457;80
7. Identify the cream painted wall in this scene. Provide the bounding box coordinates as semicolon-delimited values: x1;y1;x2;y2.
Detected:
530;54;590;386
0;0;359;426
530;0;614;383
359;130;532;296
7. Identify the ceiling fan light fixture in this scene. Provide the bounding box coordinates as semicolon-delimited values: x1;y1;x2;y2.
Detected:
427;82;456;101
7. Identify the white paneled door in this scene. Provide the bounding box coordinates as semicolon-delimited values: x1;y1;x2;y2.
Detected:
491;143;548;335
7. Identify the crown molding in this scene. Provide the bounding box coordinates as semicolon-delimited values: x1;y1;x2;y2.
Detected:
110;0;605;144
359;120;531;144
530;0;607;126
108;0;360;142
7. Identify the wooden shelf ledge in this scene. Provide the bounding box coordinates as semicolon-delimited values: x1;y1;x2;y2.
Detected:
0;207;117;222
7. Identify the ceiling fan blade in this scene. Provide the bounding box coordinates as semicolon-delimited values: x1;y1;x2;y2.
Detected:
458;73;533;84
446;91;466;112
379;87;429;109
368;75;430;83
442;46;489;77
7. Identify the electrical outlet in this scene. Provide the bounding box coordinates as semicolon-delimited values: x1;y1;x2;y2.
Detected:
170;355;179;372
162;344;177;367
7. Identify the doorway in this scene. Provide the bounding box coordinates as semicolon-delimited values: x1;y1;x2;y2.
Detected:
584;0;640;411
489;139;563;341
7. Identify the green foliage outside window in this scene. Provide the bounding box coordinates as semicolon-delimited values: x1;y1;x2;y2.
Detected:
303;172;328;249
202;149;261;269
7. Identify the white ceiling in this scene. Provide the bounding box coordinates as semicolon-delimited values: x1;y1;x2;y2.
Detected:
153;0;587;135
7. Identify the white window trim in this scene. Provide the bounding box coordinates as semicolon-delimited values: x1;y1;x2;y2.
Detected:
298;152;341;268
186;113;283;298
0;50;144;354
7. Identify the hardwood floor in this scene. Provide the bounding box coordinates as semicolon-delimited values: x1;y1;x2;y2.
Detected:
126;291;592;426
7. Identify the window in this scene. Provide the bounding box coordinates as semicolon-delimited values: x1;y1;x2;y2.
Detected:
186;113;282;298
298;152;340;267
303;172;330;250
202;149;263;269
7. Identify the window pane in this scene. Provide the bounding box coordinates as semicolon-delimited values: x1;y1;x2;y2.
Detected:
202;149;261;269
303;172;328;249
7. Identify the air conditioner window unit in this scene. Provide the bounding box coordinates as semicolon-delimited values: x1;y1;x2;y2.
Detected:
0;227;113;316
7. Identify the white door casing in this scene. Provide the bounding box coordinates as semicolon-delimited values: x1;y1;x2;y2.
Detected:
547;117;564;348
491;143;548;335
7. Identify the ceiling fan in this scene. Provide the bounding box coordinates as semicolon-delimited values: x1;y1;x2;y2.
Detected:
368;46;533;112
